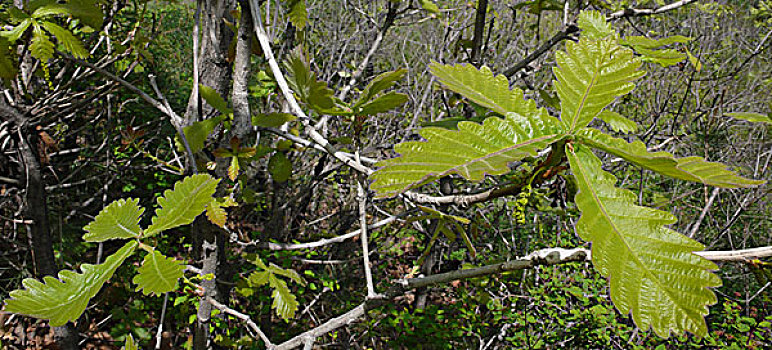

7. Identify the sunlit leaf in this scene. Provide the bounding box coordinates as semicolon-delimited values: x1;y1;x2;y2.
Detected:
40;21;88;59
83;198;144;242
228;157;239;181
577;128;765;188
420;0;440;14
122;334;137;350
287;0;307;30
370;105;564;198
30;26;55;62
144;174;219;237
4;241;137;326
205;199;227;228
33;0;104;29
578;10;614;40
724;112;772;124
0;18;32;42
266;264;305;285
429;62;540;117
554;34;644;131
567;145;720;337
597;110;638;133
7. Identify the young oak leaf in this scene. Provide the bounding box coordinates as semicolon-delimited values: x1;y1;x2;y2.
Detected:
144;174;219;237
83;198;144;242
133;250;185;296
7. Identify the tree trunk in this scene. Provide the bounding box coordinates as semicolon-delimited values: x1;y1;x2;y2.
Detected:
187;1;236;349
1;99;79;350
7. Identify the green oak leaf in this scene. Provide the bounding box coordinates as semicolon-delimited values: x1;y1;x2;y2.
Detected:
144;174;219;237
4;241;137;326
269;274;299;320
83;198;144;242
567;145;721;337
577;128;765;188
133;249;185;296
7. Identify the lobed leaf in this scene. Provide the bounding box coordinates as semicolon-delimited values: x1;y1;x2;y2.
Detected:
83;198;144;242
287;0;308;30
205;200;227;228
620;35;692;49
133;249;185;296
370;108;564;198
34;0;104;29
30;26;55;62
577;10;614;40
40;21;88;59
577;128;765;188
266;264;305;285
269;275;299;320
122;334;137;350
144;174;219;237
4;241;137;326
429;62;540;117
568;145;721;337
636;47;686;67
554;35;644;131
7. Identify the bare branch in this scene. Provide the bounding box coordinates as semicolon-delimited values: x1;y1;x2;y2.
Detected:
399;247;590;289
357;153;376;297
608;0;698;19
249;0;373;175
696;246;772;262
503;25;578;78
259;215;400;251
207;297;274;347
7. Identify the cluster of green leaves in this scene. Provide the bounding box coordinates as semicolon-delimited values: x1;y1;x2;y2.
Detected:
284;50;409;117
0;0;102;79
3;175;219;326
235;254;306;320
370;10;766;337
407;205;476;266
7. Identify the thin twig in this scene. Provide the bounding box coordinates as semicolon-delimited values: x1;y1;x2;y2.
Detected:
503;25;578;78
356;153;376;297
207;296;274;348
259;215;400;250
688;187;720;238
154;293;169;350
608;0;698;19
337;2;398;101
249;0;372;175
